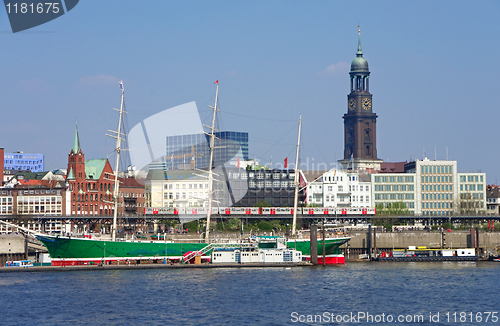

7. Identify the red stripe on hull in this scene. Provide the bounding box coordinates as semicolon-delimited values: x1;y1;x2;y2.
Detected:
304;256;345;265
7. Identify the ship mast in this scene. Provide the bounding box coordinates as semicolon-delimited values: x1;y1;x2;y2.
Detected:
204;83;219;243
291;115;302;236
108;81;126;242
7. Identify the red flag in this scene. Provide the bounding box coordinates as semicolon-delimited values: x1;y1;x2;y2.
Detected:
284;157;288;168
214;80;219;84
237;157;240;169
489;220;491;230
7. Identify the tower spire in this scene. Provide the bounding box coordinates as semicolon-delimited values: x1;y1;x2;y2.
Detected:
72;122;81;154
357;25;363;56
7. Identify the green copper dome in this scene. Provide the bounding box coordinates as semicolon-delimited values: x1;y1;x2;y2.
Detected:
351;56;368;71
350;34;369;72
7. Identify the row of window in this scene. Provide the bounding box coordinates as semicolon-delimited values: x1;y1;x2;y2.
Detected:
73;204;113;215
4;160;42;165
323;176;343;182
163;202;207;208
375;202;415;209
71;182;113;192
422;184;452;192
73;193;111;202
421;176;452;183
0;197;12;204
373;176;414;183
248;172;295;180
249;181;293;188
422;202;453;209
422;193;454;200
461;184;484;191
420;165;453;174
0;206;13;214
375;193;414;200
18;189;60;195
322;195;371;202
17;202;62;215
18;196;61;204
4;154;41;160
422;211;452;216
459;175;483;182
374;185;415;191
164;183;208;190
163;192;208;200
460;193;484;199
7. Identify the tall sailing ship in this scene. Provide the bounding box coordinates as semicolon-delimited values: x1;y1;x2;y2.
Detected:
35;82;350;266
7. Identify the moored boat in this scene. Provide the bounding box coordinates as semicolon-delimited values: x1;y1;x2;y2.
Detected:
375;246;478;262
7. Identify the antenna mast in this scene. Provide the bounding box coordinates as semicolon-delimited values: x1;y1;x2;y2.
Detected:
107;81;126;242
204;82;219;243
292;115;302;236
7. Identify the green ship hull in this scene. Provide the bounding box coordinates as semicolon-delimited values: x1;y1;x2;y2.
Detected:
36;234;208;266
37;234;350;266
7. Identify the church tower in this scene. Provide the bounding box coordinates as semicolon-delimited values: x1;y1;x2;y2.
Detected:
339;29;382;171
67;123;85;182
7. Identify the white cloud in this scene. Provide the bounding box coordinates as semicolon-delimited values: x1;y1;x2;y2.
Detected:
317;61;350;76
79;74;120;87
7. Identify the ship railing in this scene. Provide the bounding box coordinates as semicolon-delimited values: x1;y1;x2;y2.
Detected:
182;242;255;263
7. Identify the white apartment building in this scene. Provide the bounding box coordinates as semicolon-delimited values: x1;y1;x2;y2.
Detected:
146;170;209;208
305;169;372;208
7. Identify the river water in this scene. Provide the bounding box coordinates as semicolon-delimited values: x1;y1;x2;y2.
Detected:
1;262;499;325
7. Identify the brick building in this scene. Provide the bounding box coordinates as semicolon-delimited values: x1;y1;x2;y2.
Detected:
66;124;116;216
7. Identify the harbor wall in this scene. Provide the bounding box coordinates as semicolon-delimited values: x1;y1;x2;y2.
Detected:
343;231;500;255
0;234;27;266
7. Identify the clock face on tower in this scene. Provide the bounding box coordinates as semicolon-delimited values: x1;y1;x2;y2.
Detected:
348;98;356;111
362;98;372;110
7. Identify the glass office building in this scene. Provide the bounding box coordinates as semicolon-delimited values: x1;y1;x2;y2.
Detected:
4;152;44;172
163;131;249;171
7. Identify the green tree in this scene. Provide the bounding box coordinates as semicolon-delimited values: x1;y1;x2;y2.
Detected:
258;220;274;231
254;200;271;207
376;202;410;216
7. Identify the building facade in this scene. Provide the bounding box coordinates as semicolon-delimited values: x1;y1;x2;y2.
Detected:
371;173;416;214
66;124;116;216
163;131;249;171
306;170;372;208
408;159;458;216
145;170;209;208
4;151;44;172
145;168;301;208
119;177;145;216
371;159;487;216
486;185;500;215
457;173;487;215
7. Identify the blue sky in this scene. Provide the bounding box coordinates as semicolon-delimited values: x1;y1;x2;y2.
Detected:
1;1;499;183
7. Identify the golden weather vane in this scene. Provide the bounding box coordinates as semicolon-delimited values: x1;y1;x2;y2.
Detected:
358;25;361;35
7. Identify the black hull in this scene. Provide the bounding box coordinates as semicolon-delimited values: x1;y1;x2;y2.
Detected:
375;256;478;262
